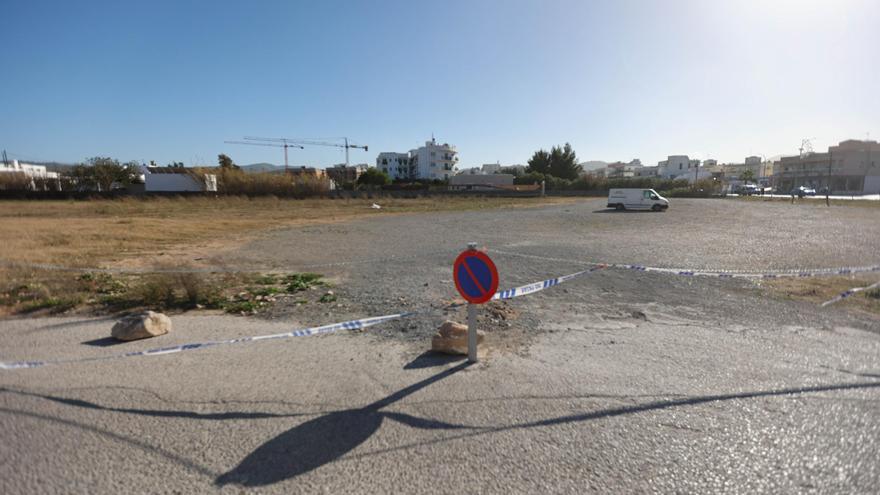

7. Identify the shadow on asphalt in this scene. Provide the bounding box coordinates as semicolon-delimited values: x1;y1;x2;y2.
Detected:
215;361;475;487
592;209;654;214
5;373;879;487
403;351;466;369
0;387;310;421
217;378;880;487
81;337;126;347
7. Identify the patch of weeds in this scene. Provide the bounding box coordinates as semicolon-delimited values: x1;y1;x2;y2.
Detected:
21;296;82;314
253;274;279;285
77;272;125;295
285;273;323;293
866;288;880;300
251;286;281;297
223;300;259;314
319;292;337;303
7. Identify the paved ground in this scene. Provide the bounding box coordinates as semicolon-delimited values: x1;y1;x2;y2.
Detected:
2;198;879;493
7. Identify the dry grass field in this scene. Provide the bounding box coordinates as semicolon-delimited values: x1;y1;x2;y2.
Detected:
0;196;576;315
0;196;575;265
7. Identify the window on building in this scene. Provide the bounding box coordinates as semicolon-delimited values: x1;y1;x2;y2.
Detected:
431;162;436;167
679;164;682;170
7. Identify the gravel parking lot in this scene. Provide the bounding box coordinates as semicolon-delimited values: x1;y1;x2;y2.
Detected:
1;197;879;493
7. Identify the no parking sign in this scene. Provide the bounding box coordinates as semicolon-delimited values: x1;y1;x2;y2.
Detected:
453;249;499;304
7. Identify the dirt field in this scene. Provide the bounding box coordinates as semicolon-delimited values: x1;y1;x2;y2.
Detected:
2;197;879;493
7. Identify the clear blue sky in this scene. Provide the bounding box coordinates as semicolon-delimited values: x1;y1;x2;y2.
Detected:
2;0;878;168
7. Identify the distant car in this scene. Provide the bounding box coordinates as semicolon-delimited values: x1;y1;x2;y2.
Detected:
790;186;816;198
818;187;831;195
739;184;760;196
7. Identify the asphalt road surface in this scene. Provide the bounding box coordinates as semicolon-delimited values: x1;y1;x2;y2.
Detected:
2;198;879;493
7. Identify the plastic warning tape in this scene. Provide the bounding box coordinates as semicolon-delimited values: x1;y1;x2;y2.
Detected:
0;265;611;371
488;249;880;280
821;280;880;307
493;265;608;300
0;312;415;371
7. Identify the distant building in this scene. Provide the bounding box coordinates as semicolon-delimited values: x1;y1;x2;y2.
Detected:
657;155;700;179
723;157;767;183
325;163;367;184
0;159;60;190
376;152;411;180
144;167;217;192
481;163;501;174
448;174;514;191
773;139;880;194
376;138;458;181
633;166;659;177
287;166;327;179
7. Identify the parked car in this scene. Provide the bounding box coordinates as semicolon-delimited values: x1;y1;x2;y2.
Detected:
738;184;761;196
790;186;817;198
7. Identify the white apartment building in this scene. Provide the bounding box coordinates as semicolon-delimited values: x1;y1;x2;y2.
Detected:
376;152;411;180
376;138;458;181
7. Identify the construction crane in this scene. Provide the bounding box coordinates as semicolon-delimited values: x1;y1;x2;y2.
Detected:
243;136;368;167
224;138;304;173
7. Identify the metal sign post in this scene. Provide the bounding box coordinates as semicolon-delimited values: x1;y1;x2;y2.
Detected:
466;242;478;362
467;301;478;362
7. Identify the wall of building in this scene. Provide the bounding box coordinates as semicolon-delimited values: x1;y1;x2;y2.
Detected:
772;140;880;193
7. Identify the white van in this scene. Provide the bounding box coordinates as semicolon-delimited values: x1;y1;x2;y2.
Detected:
607;188;669;211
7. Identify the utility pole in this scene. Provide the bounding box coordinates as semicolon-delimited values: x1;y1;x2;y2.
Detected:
826;149;832;207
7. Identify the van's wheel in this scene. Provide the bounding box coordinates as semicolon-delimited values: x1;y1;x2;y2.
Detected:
615;204;625;211
651;204;661;212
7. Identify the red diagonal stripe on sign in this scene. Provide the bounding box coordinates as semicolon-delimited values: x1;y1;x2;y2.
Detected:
461;257;488;296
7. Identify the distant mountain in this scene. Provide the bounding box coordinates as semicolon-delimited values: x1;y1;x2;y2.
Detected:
580;160;608;170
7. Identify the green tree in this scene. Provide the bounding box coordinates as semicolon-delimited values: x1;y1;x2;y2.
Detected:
218;154;238;170
740;169;755;183
85;157;137;191
548;143;581;180
527;149;551;175
357;168;391;187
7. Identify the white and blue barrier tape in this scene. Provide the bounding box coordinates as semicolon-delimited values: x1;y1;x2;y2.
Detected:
0;312;415;370
2;249;876;370
493;265;607;300
821;280;880;307
0;265;613;371
488;249;880;280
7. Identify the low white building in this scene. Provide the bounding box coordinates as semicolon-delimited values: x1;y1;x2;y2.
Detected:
376;138;458;181
0;159;60;190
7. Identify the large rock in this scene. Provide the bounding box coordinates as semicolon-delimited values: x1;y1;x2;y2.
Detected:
431;320;484;355
112;311;172;341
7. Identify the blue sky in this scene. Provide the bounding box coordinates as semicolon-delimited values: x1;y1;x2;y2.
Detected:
2;0;878;168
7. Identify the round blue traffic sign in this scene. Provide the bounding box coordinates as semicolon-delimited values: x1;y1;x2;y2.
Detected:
453;250;499;304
